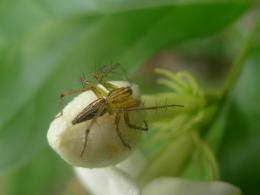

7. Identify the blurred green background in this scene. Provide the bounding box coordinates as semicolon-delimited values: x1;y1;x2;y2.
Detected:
0;0;259;195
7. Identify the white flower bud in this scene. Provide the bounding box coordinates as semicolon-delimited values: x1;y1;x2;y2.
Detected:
47;81;144;168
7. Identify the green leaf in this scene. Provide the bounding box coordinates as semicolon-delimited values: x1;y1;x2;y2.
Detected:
0;1;248;172
0;147;73;195
38;0;248;16
217;48;260;195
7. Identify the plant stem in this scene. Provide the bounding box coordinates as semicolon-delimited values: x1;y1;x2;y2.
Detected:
201;21;260;136
222;21;260;98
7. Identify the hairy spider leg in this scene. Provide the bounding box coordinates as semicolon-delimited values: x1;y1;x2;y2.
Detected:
92;64;120;81
80;117;95;157
91;63;130;91
60;87;92;99
115;104;184;113
115;113;131;150
123;112;148;131
80;77;109;97
55;87;92;118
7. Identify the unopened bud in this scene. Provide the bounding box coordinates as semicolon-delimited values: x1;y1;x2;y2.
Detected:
47;82;143;168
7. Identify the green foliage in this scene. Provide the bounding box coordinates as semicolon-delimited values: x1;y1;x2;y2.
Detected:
2;147;72;195
1;0;259;195
0;0;248;173
218;50;260;195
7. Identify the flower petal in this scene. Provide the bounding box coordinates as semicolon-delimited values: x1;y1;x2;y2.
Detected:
116;149;147;178
75;166;140;195
142;177;241;195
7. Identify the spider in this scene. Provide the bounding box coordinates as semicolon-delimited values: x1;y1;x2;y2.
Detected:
59;64;183;157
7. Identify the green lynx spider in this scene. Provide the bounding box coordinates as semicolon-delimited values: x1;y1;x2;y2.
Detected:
59;64;183;157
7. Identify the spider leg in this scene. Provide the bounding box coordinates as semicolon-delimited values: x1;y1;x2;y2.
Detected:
80;101;107;157
56;87;91;118
100;80;118;91
80;77;108;97
80;118;96;157
60;87;91;99
57;79;107;118
123;112;148;131
115;113;131;150
92;63;121;91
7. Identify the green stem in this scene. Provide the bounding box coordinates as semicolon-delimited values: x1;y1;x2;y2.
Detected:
137;134;194;186
222;21;260;98
201;21;260;135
